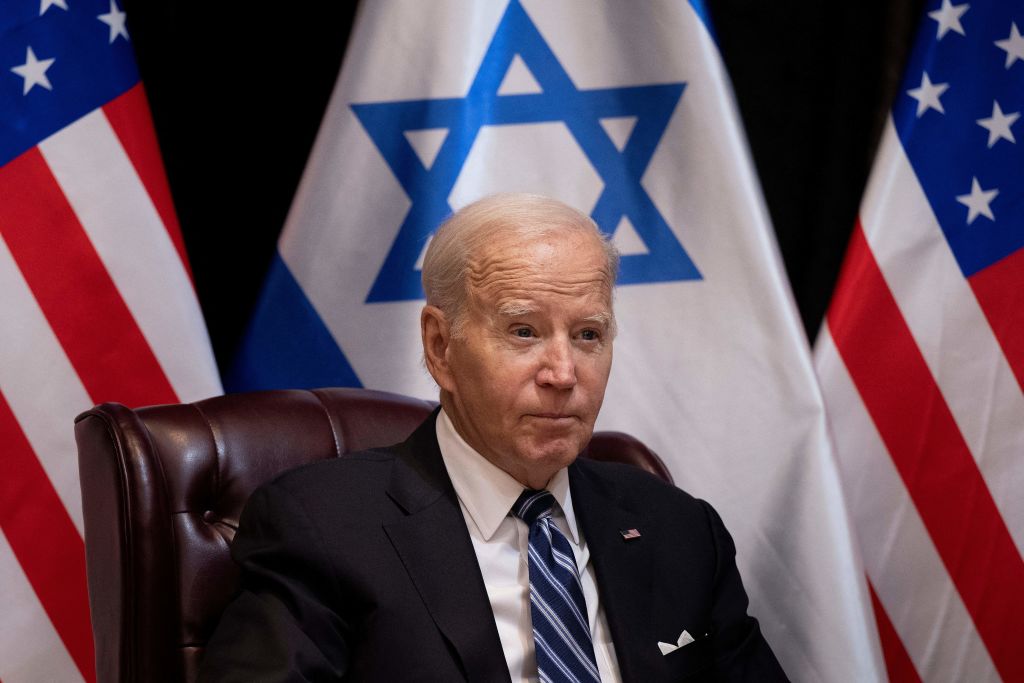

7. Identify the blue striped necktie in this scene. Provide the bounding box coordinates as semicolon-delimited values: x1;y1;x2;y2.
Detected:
512;489;601;683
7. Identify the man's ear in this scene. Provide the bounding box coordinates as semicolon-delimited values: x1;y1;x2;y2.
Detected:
421;305;456;392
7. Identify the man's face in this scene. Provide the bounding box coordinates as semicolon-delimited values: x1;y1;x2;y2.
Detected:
427;229;614;489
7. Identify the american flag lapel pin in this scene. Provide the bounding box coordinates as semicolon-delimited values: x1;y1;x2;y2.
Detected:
619;528;641;541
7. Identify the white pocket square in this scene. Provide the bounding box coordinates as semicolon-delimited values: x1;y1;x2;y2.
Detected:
657;629;696;655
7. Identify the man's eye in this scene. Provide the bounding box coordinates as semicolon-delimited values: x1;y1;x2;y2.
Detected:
579;329;600;341
513;327;534;338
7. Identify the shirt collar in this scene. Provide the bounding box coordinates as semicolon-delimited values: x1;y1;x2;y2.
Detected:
436;408;580;544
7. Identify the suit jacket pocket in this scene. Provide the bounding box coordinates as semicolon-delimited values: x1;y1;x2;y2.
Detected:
661;634;714;682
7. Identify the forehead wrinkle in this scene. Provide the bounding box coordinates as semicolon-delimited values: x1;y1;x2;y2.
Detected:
465;237;615;312
474;277;613;316
466;258;531;290
468;260;612;296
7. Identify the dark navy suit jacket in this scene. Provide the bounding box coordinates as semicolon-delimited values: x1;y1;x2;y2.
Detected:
198;412;787;682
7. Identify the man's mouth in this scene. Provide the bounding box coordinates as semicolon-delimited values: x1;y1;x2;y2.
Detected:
530;413;576;421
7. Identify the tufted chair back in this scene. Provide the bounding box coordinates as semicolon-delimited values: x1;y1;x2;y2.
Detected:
75;387;672;683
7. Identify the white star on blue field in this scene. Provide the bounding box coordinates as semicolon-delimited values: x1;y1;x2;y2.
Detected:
352;0;702;303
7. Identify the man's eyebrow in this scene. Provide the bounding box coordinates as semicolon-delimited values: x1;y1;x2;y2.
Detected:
497;302;535;317
582;311;613;327
495;303;614;328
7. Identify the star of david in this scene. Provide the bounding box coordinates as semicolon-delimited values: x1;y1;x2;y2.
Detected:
352;0;701;303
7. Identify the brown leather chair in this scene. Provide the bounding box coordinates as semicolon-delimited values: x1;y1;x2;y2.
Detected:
75;387;672;683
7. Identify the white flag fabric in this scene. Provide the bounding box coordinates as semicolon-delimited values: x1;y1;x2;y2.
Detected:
230;1;883;679
0;1;222;680
815;1;1024;680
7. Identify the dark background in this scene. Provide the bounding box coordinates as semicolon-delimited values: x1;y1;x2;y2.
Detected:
120;0;926;373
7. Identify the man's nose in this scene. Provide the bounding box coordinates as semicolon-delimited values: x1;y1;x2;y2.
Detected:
537;338;577;389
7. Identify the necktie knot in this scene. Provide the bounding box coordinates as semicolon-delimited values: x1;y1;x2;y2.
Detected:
512;489;555;525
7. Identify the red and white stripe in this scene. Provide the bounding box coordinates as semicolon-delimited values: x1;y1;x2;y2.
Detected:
816;119;1024;682
0;84;221;682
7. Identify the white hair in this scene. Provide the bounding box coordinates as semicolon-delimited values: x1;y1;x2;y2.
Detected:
420;193;619;336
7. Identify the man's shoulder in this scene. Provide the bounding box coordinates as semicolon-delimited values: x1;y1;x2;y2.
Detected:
570;458;731;565
232;444;419;539
572;457;704;511
260;444;402;501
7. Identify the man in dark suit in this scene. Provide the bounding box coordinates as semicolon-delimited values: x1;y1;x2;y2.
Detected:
199;194;787;682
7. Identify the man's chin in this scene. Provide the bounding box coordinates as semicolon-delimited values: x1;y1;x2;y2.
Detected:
519;438;586;471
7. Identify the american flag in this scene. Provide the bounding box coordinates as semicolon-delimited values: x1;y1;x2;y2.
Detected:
816;0;1024;680
0;1;221;680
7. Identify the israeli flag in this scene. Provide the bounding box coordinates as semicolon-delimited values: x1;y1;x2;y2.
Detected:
230;2;883;678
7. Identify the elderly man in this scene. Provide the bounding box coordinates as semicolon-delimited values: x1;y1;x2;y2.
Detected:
199;194;787;682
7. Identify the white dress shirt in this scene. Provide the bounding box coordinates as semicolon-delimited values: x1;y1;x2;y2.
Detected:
436;409;622;683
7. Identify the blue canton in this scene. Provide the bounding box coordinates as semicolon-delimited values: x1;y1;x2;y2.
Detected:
1;0;138;168
351;0;701;303
895;0;1024;277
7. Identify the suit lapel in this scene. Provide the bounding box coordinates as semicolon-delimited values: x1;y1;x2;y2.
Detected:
571;461;661;683
382;414;511;683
